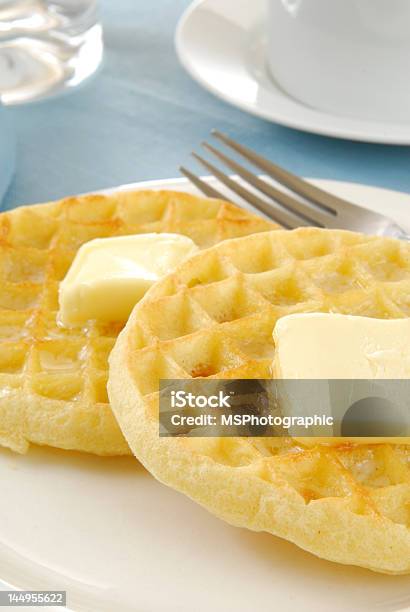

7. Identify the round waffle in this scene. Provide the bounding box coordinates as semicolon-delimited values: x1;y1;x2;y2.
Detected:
0;190;275;455
108;227;410;573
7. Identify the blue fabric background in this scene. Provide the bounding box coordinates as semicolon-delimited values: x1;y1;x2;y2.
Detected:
2;0;410;211
0;105;15;203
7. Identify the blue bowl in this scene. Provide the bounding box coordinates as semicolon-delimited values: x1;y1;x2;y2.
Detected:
0;104;15;206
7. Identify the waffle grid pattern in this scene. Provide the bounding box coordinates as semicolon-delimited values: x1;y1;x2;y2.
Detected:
127;228;410;530
0;190;274;454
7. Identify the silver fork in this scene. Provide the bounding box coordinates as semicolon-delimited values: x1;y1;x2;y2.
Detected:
180;130;409;240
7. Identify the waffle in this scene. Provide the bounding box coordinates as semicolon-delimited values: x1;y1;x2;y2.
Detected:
108;227;410;573
0;189;275;455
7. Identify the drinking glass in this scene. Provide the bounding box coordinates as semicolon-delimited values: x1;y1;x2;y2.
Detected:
0;0;103;104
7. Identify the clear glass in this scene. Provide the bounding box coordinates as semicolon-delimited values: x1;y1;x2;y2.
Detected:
0;0;103;105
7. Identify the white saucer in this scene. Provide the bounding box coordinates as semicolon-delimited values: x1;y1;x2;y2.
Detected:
176;0;410;145
1;177;410;611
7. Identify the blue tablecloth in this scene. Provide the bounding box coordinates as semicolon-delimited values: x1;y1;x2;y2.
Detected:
0;105;15;203
2;0;410;211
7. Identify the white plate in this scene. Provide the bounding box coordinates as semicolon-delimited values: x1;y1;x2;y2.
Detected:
175;0;410;145
1;178;410;612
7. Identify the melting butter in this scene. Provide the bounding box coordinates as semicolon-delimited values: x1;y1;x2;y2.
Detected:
272;313;410;445
58;233;198;326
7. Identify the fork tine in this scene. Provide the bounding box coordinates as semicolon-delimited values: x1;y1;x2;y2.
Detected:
202;142;327;227
212;130;344;215
192;153;306;229
179;166;229;200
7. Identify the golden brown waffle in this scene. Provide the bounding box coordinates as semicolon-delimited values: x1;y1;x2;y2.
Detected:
0;189;275;455
108;227;410;573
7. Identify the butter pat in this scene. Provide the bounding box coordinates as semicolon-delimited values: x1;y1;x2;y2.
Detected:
273;313;410;379
273;313;410;443
58;233;198;326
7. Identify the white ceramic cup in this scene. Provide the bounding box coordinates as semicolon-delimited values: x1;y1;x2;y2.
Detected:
267;0;410;122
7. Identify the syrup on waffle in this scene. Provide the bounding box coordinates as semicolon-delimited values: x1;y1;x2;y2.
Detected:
0;190;275;454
